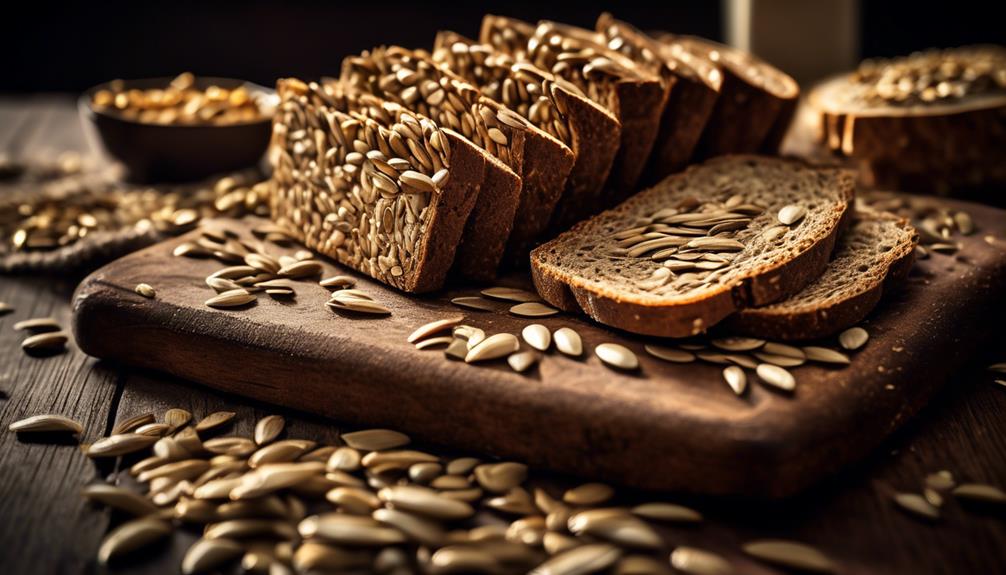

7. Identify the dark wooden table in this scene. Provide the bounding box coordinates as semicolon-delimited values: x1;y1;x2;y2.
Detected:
1;97;1004;575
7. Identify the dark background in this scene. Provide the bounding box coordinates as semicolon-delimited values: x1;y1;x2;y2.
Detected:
2;0;1003;92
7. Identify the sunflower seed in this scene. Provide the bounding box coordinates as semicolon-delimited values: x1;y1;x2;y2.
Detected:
756;364;796;391
632;502;702;523
753;352;806;367
326;447;362;472
762;342;805;359
229;461;326;500
450;296;497;311
408;316;465;343
925;470;955;491
88;433;159;457
486;486;538;515
97;517;173;564
135;283;156;298
777;205;807;225
554;327;582;356
508;350;540;373
988;362;1006;374
135;423;171;436
563;483;614;506
342;428;410;451
181;537;243;574
327;297;391;315
205;289;255;308
711;337;765;352
568;509;662;549
466;333;520;363
22;331;68;351
595;343;638;370
203;436;256;456
372;507;446;547
722;366;747;395
430;545;502;573
894;491;941;520
802;347;851;364
277;260;323;278
206;276;242;292
474;462;528;493
952;483;1006;504
481;286;541;302
445;338;469;360
204;519;296;540
254;415;285;445
137;459;211;483
9;414;83;434
164;408;192;430
416;335;454;350
292;540;371;572
742;540;835;573
299;513;408;546
326;486;381;514
81;483;158;516
532;543;621;574
838;327;869;350
249;439;315;467
320;275;356;288
670;547;734;575
511;302;560;317
644;345;696;363
377;485;474;519
196;411;237;433
112;413;156;435
13;317;61;332
522;324;552;351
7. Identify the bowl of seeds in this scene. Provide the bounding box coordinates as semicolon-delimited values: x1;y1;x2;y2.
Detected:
80;73;276;183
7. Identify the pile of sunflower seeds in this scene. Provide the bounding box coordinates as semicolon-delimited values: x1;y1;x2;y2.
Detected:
10;408;1006;574
862;194;977;258
173;225;388;316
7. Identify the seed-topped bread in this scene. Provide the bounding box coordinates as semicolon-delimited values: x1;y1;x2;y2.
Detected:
659;35;800;159
595;13;723;183
481;15;668;207
809;45;1006;193
270;79;494;293
530;156;855;337
342;46;573;280
726;209;918;340
432;31;622;240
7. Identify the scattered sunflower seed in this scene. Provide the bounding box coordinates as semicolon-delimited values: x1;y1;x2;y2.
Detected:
320;275;356;288
952;483;1006;504
135;283;156;298
465;333;520;363
408;316;465;344
756;363;796;391
670;546;734;575
632;502;702;523
415;336;453;350
87;434;159;458
742;540;835;573
522;324;552;351
838;327;869;350
532;543;622;575
21;331;69;351
563;483;614;506
802;346;851;364
711;337;764;352
595;343;639;370
342;429;410;451
181;537;243;574
112;413;155;435
13;317;61;332
554;327;583;357
254;415;285;445
722;366;747;395
893;492;941;521
9;414;83;434
450;296;497;311
81;484;158;516
508;350;540;373
205;289;255;309
97;517;172;564
481;286;541;302
644;345;696;363
195;411;237;433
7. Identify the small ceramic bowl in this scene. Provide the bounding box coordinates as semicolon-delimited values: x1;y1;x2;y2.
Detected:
79;76;276;183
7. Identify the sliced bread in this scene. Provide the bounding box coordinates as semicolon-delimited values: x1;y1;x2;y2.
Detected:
726;209;918;340
341;46;574;279
660;35;800;159
270;79;488;292
530;155;855;337
596;13;723;183
432;31;622;241
480;15;669;206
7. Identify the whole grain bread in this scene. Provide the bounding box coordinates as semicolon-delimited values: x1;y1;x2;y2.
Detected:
660;35;800;160
809;45;1006;194
432;31;622;247
725;209;917;340
596;13;723;183
530;155;855;337
342;46;574;280
480;15;668;208
270;80;488;292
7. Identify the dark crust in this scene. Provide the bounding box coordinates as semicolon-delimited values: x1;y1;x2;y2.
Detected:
409;131;486;292
502;120;575;267
813;76;1006;193
452;145;522;281
530;156;856;337
546;88;622;231
602;75;670;202
671;36;800;159
726;215;919;340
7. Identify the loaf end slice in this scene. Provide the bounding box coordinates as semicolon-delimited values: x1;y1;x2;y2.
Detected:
726;210;918;340
530;155;855;337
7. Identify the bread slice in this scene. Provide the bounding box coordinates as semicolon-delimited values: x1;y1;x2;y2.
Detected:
660;35;800;159
595;13;723;183
726;209;918;340
530;156;855;338
270;79;488;292
808;45;1006;194
342;46;574;280
432;31;622;244
480;15;668;206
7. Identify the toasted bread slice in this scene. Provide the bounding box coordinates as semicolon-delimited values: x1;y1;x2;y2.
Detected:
432;31;622;250
727;209;918;340
530;155;855;337
271;80;488;292
342;46;573;280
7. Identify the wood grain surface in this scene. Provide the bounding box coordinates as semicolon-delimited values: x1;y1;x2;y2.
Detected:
1;98;1004;575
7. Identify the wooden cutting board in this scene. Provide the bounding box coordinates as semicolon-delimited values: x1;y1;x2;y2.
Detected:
71;197;1006;498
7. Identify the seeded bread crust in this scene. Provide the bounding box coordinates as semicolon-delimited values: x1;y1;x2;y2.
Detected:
726;210;918;340
595;13;723;184
662;35;799;160
270;80;483;293
530;156;855;337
